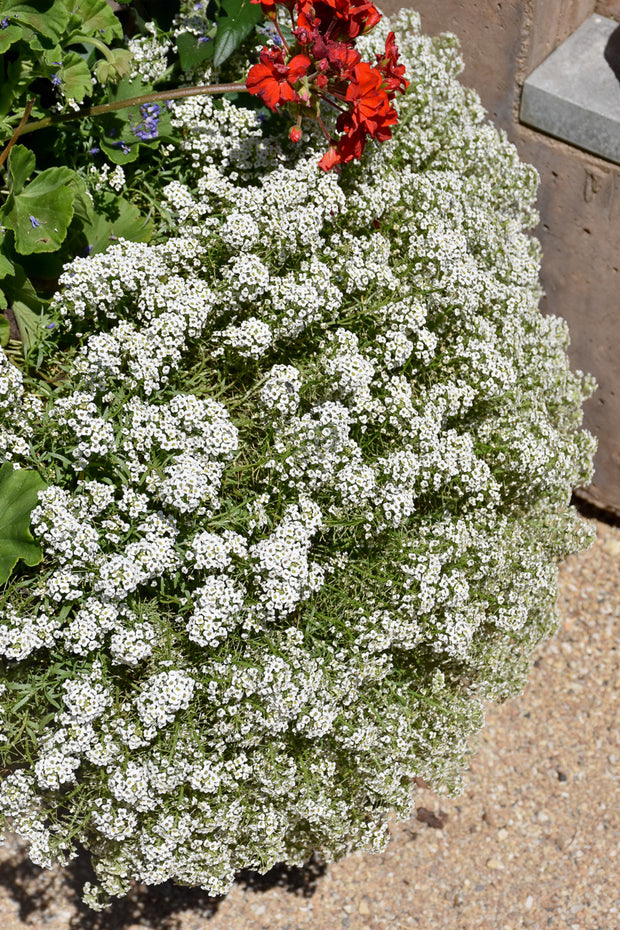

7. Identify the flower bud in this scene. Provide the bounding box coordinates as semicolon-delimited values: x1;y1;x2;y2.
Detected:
289;125;302;143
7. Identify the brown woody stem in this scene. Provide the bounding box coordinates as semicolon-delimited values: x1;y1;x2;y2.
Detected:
0;98;36;169
17;83;248;138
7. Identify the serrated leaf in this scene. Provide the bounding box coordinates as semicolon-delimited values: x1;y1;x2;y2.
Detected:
177;31;214;70
59;50;92;103
213;0;263;68
0;463;46;585
67;0;122;42
7;145;36;195
1;166;75;254
95;47;132;84
0;316;9;346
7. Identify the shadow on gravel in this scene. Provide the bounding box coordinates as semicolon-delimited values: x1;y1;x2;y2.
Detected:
0;845;326;929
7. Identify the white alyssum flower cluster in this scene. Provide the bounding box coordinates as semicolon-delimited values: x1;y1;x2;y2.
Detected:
127;22;172;85
0;10;596;910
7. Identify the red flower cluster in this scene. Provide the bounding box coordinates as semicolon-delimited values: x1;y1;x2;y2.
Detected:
246;0;409;170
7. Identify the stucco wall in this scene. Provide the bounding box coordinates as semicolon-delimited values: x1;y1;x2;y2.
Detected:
381;0;620;514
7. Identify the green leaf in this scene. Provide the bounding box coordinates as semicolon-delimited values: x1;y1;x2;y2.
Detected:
67;173;94;225
58;50;92;103
0;252;15;280
83;191;153;252
0;463;46;585
177;31;214;70
0;291;7;312
0;316;9;346
94;47;132;84
7;145;36;195
99;135;138;165
213;0;263;68
0;0;71;42
0;58;23;120
1;262;48;353
1;166;75;254
0;22;22;54
67;0;122;42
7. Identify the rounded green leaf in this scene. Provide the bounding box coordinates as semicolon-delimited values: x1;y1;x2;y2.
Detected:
1;166;75;254
0;463;46;584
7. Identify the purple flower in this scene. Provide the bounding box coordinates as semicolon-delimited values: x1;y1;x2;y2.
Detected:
89;146;101;155
51;73;62;87
197;36;211;45
1;18;9;29
29;216;40;228
131;103;161;142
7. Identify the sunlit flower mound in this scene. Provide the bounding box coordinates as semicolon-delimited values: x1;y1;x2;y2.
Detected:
0;10;595;908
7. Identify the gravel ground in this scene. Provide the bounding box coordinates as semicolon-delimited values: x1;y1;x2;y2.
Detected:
0;513;618;930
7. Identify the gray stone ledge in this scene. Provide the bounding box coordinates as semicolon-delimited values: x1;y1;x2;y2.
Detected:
520;14;620;165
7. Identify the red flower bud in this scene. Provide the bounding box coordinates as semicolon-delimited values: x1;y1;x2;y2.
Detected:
289;125;303;142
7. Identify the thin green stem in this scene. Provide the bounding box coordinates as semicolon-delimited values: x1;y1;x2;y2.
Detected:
17;83;249;137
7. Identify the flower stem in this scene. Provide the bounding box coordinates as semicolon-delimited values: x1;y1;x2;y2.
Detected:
315;113;333;143
273;21;290;53
0;98;36;169
17;83;249;138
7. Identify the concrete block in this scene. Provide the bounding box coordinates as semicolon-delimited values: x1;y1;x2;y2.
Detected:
521;15;620;164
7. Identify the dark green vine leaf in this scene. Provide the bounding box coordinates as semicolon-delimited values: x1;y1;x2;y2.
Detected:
0;463;47;585
213;0;263;68
1;166;75;254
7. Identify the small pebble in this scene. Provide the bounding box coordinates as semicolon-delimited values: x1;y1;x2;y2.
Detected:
486;857;504;870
